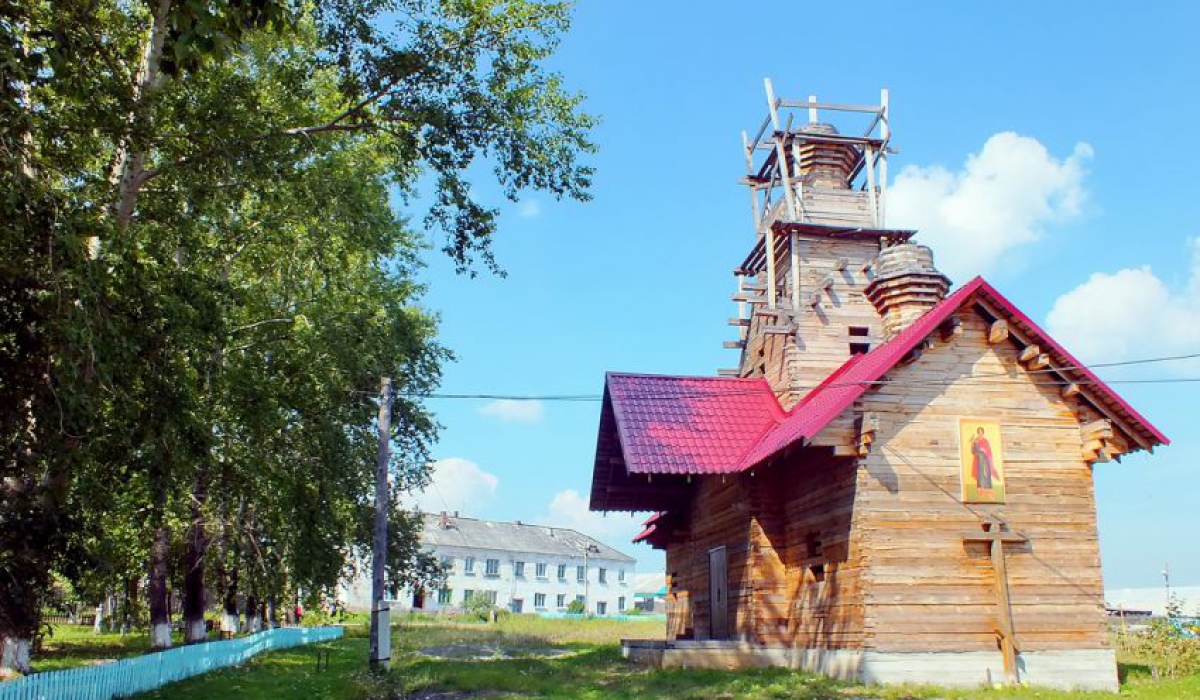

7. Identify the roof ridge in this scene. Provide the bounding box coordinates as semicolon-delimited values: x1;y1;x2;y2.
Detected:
606;370;770;384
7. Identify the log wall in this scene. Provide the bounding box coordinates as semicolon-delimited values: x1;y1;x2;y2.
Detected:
854;310;1110;653
664;476;755;641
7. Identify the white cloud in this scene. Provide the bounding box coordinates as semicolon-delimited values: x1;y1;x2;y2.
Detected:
408;457;499;515
540;489;644;548
888;132;1092;280
478;398;544;423
516;199;541;218
1046;238;1200;363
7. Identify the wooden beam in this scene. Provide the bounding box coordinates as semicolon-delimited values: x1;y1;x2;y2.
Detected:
864;145;879;226
879;87;889;226
723;340;745;349
962;522;1026;686
764;229;777;310
939;316;963;342
1081;419;1114;440
857;412;879;456
1061;382;1081;399
1028;353;1050;370
790;231;801;311
988;319;1010;345
1018;345;1041;363
975;298;1154;453
727;318;750;327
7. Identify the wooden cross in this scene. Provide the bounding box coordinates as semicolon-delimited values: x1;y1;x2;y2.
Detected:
961;518;1027;685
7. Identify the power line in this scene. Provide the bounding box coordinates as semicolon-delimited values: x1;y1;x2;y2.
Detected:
350;350;1200;403
381;353;1200;403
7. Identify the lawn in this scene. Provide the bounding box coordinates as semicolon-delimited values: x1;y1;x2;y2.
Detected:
20;618;1200;699
32;624;216;673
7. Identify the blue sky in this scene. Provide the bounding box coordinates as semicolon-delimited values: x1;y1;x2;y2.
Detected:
405;1;1200;592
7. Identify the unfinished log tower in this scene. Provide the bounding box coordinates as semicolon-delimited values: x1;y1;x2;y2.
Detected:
727;82;923;406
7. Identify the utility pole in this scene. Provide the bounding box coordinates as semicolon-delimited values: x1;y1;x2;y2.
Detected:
369;376;392;670
1163;561;1171;619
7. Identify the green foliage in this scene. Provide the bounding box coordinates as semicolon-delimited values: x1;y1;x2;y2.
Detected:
2;0;594;657
1118;620;1200;680
462;594;507;623
565;598;585;615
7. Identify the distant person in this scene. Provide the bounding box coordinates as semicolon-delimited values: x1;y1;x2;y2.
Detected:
294;602;304;625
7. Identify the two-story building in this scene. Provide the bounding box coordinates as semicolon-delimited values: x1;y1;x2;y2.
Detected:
339;512;636;616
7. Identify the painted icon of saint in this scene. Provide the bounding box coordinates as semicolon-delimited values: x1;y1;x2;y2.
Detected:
971;427;998;492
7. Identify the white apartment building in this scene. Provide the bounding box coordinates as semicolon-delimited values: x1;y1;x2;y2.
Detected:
339;513;636;616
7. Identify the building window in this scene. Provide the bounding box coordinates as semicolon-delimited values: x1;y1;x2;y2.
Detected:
511;598;524;613
485;558;500;578
849;326;870;355
464;556;476;576
438;588;452;605
534;593;546;609
618;597;626;612
441;555;455;573
597;601;607;615
536;562;547;579
463;589;474;603
618;569;625;584
575;594;584;603
557;564;567;580
576;565;585;583
556;594;566;609
514;561;525;578
598;567;607;584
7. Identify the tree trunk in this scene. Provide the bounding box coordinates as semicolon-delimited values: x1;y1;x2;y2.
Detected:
267;596;278;629
220;566;238;638
246;595;260;634
121;577;138;635
0;637;30;675
112;0;172;229
182;475;209;643
148;524;172;648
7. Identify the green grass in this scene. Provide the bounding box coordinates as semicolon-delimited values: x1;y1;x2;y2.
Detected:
21;618;1200;699
32;624;219;673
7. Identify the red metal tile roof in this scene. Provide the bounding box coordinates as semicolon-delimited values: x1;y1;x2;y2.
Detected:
736;276;1169;470
591;277;1168;504
606;373;784;475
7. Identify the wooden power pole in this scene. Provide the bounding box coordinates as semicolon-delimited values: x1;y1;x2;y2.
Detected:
369;376;392;670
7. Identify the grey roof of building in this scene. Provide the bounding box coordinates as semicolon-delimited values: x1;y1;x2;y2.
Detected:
420;513;636;564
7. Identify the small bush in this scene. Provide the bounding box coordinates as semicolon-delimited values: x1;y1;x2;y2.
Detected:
1117;619;1200;679
462;595;508;623
565;599;585;615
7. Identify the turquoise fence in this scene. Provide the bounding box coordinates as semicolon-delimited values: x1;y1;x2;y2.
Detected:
0;625;343;700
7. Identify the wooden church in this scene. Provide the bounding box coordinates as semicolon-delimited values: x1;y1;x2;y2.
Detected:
587;83;1167;691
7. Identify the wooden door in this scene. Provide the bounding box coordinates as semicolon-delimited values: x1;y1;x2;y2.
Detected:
708;546;729;639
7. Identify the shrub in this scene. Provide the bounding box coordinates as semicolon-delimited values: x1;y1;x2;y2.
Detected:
1117;619;1200;679
565;599;585;615
463;595;508;623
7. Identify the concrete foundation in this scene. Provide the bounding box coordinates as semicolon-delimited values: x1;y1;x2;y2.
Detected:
621;640;1118;692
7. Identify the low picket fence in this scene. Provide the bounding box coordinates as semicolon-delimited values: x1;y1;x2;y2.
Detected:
0;625;343;700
